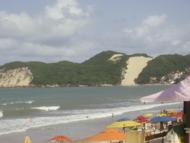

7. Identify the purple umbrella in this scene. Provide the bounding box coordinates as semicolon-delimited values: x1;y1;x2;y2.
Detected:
140;76;190;103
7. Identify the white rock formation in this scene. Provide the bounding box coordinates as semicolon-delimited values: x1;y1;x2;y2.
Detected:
121;56;152;86
0;67;33;87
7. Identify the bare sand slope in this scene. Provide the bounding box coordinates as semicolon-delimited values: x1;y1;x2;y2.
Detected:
108;54;123;62
121;56;152;86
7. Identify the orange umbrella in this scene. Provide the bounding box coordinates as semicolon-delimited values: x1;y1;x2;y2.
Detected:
50;135;72;143
86;128;126;142
169;111;183;118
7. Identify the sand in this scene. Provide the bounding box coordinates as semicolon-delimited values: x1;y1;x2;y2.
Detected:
108;54;123;62
0;117;113;143
121;56;152;86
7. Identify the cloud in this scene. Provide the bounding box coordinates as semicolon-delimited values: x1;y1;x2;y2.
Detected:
121;15;190;55
124;15;167;38
0;0;89;39
0;0;93;64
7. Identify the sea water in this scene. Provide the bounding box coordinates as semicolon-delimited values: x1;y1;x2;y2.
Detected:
0;85;182;136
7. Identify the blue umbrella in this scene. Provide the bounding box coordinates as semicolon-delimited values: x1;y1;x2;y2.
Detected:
151;116;177;123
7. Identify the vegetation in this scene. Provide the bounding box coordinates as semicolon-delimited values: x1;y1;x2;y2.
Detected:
0;51;129;86
136;54;190;84
1;51;190;86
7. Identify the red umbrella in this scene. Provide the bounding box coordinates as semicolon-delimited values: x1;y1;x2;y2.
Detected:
136;115;149;123
49;135;72;143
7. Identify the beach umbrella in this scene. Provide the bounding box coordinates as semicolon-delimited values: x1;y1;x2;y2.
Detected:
107;120;141;128
24;136;32;143
157;113;167;117
143;113;153;118
85;128;127;142
140;76;190;103
136;115;149;123
169;111;183;118
49;135;72;143
151;116;177;123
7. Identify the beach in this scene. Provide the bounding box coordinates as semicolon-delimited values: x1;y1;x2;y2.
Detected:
0;86;182;142
0;106;182;143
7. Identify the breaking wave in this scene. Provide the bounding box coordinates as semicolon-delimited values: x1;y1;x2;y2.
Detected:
1;100;34;106
0;111;3;118
31;106;60;111
0;102;180;136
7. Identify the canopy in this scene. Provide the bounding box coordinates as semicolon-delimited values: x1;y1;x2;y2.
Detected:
151;116;177;123
49;135;72;142
141;76;190;103
136;115;149;123
157;113;167;117
107;120;141;128
85;128;126;142
164;129;181;143
168;111;183;118
143;113;153;118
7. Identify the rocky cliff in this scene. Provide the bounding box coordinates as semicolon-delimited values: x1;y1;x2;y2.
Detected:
0;67;33;87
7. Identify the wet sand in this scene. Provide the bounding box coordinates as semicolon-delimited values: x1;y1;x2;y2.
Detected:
0;117;114;143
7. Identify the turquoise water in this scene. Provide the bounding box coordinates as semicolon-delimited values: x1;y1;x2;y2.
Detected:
0;85;180;135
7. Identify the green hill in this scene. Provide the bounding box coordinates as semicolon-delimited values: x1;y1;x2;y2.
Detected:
0;51;190;87
0;51;129;86
136;54;190;84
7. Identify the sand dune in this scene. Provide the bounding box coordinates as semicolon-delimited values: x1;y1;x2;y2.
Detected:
121;56;152;86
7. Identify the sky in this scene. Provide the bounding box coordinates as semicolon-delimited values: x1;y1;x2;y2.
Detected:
0;0;190;64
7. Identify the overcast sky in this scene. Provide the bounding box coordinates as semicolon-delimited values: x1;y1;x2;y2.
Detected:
0;0;190;64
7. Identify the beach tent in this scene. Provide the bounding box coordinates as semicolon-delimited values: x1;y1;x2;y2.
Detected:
140;76;190;142
49;135;72;143
164;129;181;143
85;128;127;143
140;76;190;103
107;120;141;128
24;136;32;143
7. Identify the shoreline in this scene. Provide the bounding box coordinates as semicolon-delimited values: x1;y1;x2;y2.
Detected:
0;105;181;143
0;83;170;89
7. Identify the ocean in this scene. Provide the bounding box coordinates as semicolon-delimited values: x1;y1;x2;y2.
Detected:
0;85;182;136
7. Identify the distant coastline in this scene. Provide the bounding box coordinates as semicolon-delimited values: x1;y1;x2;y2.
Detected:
0;51;189;88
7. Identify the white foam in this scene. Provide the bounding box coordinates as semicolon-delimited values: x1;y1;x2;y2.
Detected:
31;106;60;111
1;100;34;106
0;111;3;118
0;102;180;136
